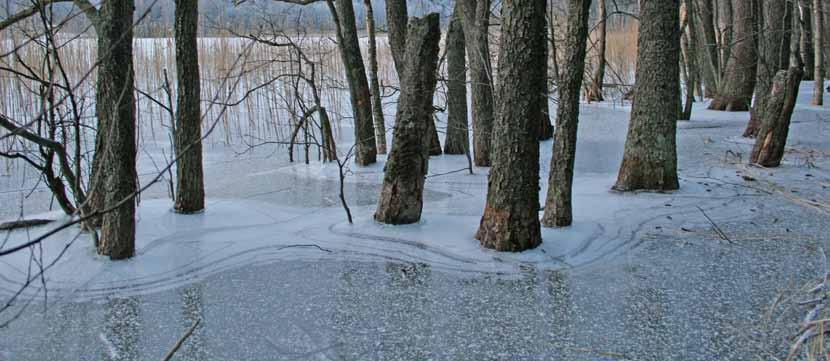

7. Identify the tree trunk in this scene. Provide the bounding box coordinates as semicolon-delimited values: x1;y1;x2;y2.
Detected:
173;0;205;214
458;0;495;167
476;0;545;251
538;19;554;141
374;13;441;225
586;0;606;102
751;67;803;166
327;0;377;165
695;0;720;97
541;0;591;228
812;0;824;105
364;0;388;154
613;0;680;192
385;0;408;77
97;0;137;260
680;0;698;120
746;0;791;137
708;0;757;111
799;0;814;81
443;5;469;155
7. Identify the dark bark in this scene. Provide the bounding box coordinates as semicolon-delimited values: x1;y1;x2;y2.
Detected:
586;0;606;102
680;0;698;120
695;0;719;97
374;13;441;225
476;0;545;251
364;0;387;154
746;0;791;137
811;0;824;105
538;20;554;141
97;0;137;260
751;67;803;166
799;0;814;80
708;0;757;111
327;0;377;165
612;0;680;192
385;0;408;76
458;0;495;167
443;6;469;155
541;0;591;228
173;0;205;214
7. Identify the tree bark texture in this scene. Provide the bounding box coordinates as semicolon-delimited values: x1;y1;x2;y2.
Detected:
612;0;681;192
586;0;607;102
374;13;441;225
812;0;824;105
708;0;757;111
746;0;791;137
328;0;377;165
541;0;591;228
443;6;469;155
385;0;408;76
680;0;698;120
173;0;205;214
458;0;495;167
538;20;554;141
476;0;545;251
695;0;720;97
364;0;388;154
799;0;814;80
751;67;803;166
97;0;137;260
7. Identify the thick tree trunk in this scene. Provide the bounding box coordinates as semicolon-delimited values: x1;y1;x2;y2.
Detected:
97;0;137;260
476;0;545;251
812;0;824;105
385;0;408;76
173;0;205;214
746;0;791;137
695;0;720;97
541;0;591;228
374;13;441;225
443;6;469;155
708;0;757;111
458;0;495;167
364;0;387;154
586;0;606;102
751;67;803;166
613;0;680;192
799;0;815;80
327;0;377;165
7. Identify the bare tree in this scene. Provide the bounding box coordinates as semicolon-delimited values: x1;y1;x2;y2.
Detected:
458;0;495;166
363;0;388;154
746;0;791;137
443;3;469;155
586;0;607;102
811;0;824;105
751;66;803;166
708;0;757;111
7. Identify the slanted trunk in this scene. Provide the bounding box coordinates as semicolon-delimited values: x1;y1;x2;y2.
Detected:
327;0;377;165
476;0;545;251
374;13;441;224
746;0;791;137
385;0;408;76
812;0;824;105
541;0;591;228
751;67;803;166
173;0;205;214
708;0;757;111
364;0;387;154
97;0;137;260
443;5;469;155
613;0;680;192
458;0;495;167
586;0;607;102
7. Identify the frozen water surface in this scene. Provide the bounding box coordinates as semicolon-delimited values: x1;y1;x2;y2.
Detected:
0;83;828;360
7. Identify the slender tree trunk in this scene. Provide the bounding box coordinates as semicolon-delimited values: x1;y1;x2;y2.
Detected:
385;0;408;77
695;0;719;97
751;67;803;166
375;14;441;225
443;5;469;155
458;0;495;167
476;0;545;251
586;0;606;102
681;0;698;120
708;0;757;111
363;0;387;154
97;0;137;260
746;0;791;137
538;19;554;141
327;0;377;165
613;0;680;192
799;0;815;80
541;0;591;228
812;0;824;105
173;0;205;214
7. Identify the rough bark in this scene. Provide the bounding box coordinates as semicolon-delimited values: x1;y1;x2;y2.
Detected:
364;0;387;154
458;0;495;167
541;0;591;228
612;0;680;192
746;0;791;137
708;0;757;111
97;0;137;260
812;0;824;105
173;0;205;214
476;0;545;251
385;0;408;76
374;13;441;225
586;0;607;102
327;0;377;165
751;67;803;166
443;6;469;155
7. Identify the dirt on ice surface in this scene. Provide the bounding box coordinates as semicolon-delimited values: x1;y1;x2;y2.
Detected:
1;83;829;360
